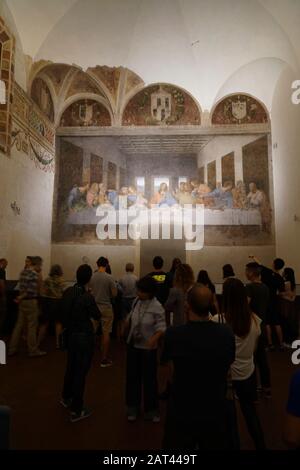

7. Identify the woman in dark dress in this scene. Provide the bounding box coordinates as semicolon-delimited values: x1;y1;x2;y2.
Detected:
197;270;220;316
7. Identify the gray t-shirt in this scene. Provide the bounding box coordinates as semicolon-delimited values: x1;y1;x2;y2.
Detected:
119;273;137;298
90;271;116;306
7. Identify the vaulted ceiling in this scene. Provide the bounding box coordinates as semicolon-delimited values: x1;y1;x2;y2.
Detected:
4;0;300;110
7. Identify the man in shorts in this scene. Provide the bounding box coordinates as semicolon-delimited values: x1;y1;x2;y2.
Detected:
90;257;117;367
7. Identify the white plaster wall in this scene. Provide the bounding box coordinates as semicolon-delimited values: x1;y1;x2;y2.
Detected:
29;0;298;110
51;244;139;281
186;245;275;285
214;58;287;112
0;149;54;279
0;3;54;279
271;65;300;279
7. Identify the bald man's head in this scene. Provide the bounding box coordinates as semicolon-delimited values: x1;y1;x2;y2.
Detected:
187;283;213;317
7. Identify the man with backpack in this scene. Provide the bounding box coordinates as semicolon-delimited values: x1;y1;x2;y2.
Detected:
60;264;101;423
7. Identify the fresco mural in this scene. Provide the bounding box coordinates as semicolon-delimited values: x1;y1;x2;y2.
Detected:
31;77;54;122
87;65;121;100
125;69;144;96
60;99;111;127
122;84;201;126
212;94;268;125
12;82;55;172
53;134;273;246
0;17;15;155
66;71;103;99
41;63;73;95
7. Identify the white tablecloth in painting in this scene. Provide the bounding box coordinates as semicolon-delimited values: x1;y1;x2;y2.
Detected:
204;208;261;226
67;206;261;226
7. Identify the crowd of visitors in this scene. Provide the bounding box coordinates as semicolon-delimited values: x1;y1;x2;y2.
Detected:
0;253;299;450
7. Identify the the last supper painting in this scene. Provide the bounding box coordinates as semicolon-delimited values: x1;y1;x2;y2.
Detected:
52;133;274;247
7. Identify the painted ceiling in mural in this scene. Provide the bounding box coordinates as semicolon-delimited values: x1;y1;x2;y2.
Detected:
212;95;268;125
125;69;144;96
87;66;122;101
41;63;73;95
122;84;201;126
65;70;104;99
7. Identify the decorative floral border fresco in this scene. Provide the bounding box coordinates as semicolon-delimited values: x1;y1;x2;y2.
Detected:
0;16;15;156
11;82;55;172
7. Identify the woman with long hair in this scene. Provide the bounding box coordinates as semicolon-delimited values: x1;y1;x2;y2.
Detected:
160;264;195;401
213;278;266;450
280;267;297;346
166;258;182;289
165;264;194;327
197;270;220;316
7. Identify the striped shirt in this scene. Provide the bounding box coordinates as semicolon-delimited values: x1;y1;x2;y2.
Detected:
19;268;39;298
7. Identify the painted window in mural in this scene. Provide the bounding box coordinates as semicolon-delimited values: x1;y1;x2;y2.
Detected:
178;176;188;185
136;177;145;194
52;134;274;247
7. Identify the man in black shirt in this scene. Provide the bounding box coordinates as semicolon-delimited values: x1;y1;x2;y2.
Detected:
147;256;169;305
245;262;271;397
250;256;285;350
61;264;101;423
162;284;235;450
0;258;7;335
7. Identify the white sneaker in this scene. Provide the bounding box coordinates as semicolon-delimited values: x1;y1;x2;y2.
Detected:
70;408;92;423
